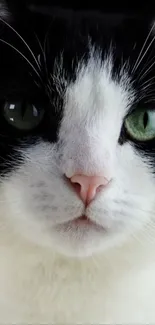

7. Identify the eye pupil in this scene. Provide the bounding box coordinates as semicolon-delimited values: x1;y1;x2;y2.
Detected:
3;100;44;131
125;108;155;142
143;111;148;129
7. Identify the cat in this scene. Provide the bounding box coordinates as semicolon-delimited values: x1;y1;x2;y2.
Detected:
0;1;155;322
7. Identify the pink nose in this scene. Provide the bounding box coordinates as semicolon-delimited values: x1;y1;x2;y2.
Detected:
69;174;109;205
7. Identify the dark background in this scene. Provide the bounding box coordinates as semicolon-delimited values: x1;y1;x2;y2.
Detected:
6;0;155;15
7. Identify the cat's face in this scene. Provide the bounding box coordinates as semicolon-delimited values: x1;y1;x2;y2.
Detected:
0;3;155;257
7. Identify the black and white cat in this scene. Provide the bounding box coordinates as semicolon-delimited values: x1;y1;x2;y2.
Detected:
0;1;155;322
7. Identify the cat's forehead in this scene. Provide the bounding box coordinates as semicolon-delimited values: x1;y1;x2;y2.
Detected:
0;10;155;123
43;13;155;114
62;49;134;124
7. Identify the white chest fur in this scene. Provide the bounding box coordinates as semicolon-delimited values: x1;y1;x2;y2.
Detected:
0;235;155;323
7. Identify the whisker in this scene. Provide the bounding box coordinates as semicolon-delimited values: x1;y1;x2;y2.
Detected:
34;32;48;76
132;22;155;74
139;76;155;88
34;33;54;102
137;55;155;82
0;17;41;72
137;58;155;82
0;39;42;81
133;35;155;75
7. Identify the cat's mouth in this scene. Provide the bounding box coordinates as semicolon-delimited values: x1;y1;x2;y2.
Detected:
61;215;105;230
71;215;96;226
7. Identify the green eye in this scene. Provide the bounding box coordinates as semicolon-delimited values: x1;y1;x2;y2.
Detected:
3;100;44;131
125;108;155;141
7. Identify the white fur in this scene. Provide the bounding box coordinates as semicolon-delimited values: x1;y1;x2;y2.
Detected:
0;52;155;322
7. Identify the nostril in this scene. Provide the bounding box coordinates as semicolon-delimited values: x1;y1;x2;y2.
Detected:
72;182;81;196
96;184;104;194
64;176;81;194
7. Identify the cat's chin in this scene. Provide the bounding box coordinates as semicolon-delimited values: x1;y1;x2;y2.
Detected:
49;215;109;258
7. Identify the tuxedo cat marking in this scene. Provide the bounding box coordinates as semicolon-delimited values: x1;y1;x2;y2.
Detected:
0;2;155;322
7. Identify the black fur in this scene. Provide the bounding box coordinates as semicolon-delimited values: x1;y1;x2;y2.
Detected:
0;2;155;173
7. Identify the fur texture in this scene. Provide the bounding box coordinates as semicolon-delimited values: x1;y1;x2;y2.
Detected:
0;2;155;322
